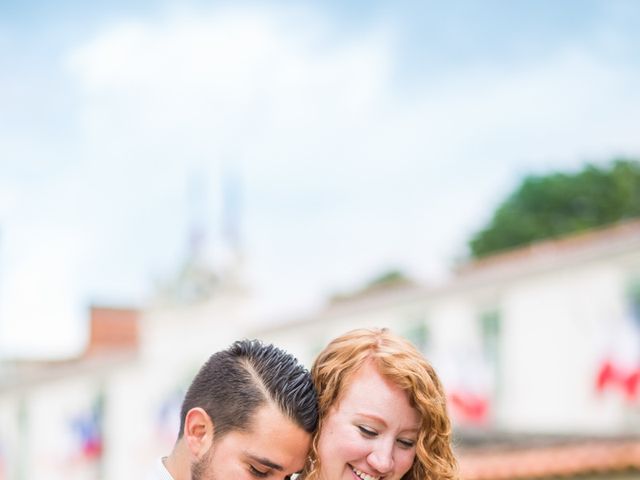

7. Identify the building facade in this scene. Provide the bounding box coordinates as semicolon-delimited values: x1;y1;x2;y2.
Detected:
1;220;640;479
255;220;640;435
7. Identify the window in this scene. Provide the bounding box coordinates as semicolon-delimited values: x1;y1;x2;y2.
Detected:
403;317;430;354
479;308;501;396
627;277;640;329
480;309;500;364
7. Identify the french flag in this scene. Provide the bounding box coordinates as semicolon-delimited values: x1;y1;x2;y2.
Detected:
70;403;103;461
595;302;640;403
448;391;489;424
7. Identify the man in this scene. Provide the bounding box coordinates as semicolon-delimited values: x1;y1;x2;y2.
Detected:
150;339;318;480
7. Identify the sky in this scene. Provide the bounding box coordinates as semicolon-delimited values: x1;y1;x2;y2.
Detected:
1;0;640;357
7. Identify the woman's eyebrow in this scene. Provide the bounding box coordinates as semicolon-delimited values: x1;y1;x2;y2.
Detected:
355;413;420;432
354;412;387;426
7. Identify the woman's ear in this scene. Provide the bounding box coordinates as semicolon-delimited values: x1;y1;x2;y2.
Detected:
183;407;215;459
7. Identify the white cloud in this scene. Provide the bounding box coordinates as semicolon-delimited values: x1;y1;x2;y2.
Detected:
65;6;640;309
3;4;640;353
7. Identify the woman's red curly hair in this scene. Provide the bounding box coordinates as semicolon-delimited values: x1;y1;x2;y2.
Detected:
302;328;458;480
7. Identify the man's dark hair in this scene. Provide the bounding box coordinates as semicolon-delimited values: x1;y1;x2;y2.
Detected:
178;339;318;439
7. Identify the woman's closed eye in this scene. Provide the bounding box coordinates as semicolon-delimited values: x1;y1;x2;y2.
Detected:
357;425;378;437
396;438;416;449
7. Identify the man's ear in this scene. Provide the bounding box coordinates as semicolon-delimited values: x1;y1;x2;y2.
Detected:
183;407;214;459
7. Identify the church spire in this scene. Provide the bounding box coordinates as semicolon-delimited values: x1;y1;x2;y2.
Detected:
221;160;243;266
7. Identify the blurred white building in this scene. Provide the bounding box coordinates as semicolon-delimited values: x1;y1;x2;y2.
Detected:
256;219;640;435
1;219;640;480
0;255;253;480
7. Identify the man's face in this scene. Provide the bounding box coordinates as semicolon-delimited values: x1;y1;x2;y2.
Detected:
191;403;311;480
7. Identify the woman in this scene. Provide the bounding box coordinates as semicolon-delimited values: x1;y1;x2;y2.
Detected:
302;328;457;480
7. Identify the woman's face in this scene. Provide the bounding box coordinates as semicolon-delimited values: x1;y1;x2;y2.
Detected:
316;360;420;480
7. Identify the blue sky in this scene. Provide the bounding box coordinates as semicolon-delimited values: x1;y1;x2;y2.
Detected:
1;0;640;357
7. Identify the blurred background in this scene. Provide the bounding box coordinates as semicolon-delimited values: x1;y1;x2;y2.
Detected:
1;0;640;479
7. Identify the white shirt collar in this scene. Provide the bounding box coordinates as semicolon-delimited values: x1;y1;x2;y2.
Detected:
155;457;175;480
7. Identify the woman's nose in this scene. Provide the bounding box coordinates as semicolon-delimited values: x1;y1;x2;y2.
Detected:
367;442;394;474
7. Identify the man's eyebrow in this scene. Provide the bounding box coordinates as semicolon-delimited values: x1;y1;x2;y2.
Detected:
245;452;284;471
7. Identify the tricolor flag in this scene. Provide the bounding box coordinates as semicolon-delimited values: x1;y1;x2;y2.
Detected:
155;388;184;446
595;290;640;403
434;347;493;426
69;396;103;462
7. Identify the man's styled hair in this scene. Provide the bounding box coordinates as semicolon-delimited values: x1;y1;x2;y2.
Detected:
178;339;318;439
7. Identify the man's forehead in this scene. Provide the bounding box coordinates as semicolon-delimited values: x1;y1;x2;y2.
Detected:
233;406;311;470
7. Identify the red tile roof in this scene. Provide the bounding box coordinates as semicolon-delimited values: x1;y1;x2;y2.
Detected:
454;218;640;283
84;306;140;357
458;439;640;480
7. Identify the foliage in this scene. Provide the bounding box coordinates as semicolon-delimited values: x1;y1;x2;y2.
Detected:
329;268;413;304
469;158;640;258
364;268;412;289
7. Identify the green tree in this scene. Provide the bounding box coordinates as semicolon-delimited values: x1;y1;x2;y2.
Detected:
364;268;412;289
469;158;640;258
329;268;414;304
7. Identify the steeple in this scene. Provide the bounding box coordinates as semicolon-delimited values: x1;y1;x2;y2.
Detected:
221;160;243;266
155;167;218;305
